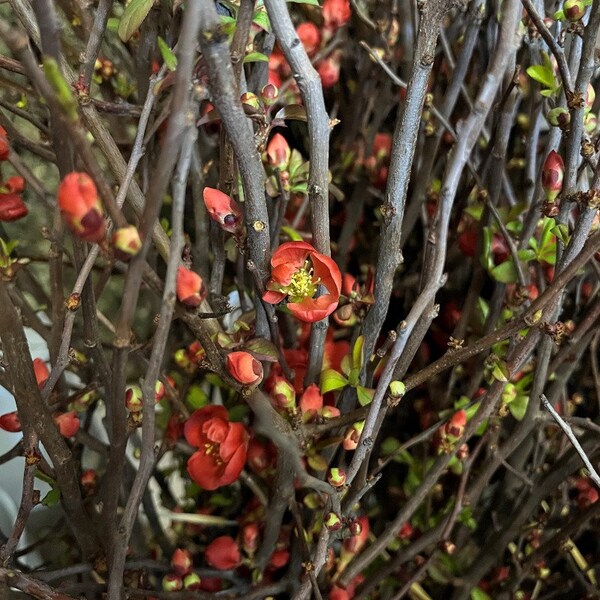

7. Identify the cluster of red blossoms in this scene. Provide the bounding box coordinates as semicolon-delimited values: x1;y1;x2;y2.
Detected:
269;0;352;92
0;127;28;222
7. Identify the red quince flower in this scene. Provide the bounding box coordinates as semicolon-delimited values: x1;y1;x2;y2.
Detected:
0;411;22;433
176;266;206;307
263;241;342;323
54;411;80;437
299;384;323;421
0;193;28;222
184;406;249;490
226;351;263;385
317;53;341;89
323;0;352;30
57;172;106;242
171;548;193;577
202;187;243;235
204;536;241;570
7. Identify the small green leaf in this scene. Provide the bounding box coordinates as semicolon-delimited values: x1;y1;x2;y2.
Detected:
526;65;555;88
43;58;78;121
280;225;304;241
491;360;510;383
470;586;492;600
42;487;61;507
107;17;120;33
517;248;537;262
508;394;529;421
356;385;375;406
253;10;271;31
243;52;269;63
320;368;348;393
186;385;209;410
157;36;177;71
552;223;570;246
352;335;364;370
490;260;518;284
118;0;154;42
244;337;278;361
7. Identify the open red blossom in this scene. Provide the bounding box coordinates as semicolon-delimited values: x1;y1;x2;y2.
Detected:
263;241;342;323
53;411;80;437
0;411;22;433
176;266;206;307
184;406;249;490
204;536;241;570
33;358;49;388
57;172;106;242
226;351;263;385
0;193;28;222
202;187;243;235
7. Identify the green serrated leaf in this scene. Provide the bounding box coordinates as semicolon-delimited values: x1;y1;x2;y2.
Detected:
118;0;154;42
320;369;348;393
490;260;518;284
243;51;269;63
157;36;177;71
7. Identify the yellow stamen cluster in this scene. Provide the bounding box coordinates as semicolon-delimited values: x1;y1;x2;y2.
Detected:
285;261;318;302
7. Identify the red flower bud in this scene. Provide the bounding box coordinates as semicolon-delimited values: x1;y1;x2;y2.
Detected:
541;150;564;202
112;225;142;260
241;522;260;554
0;411;22;432
226;351;263;386
327;467;346;487
3;176;25;193
260;84;279;106
176;266;206;307
80;469;97;489
0;193;28;222
324;512;343;531
299;384;323;421
445;409;467;439
343;420;364;450
317;55;341;89
125;385;143;412
171;548;193;576
323;0;351;30
271;377;296;409
0;126;10;161
33;358;50;388
343;515;369;554
202;187;243;235
53;411;80;437
266;133;291;170
57;173;106;242
296;22;321;55
268;549;290;569
204;536;241;570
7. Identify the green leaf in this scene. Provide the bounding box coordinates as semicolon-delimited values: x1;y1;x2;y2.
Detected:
42;487;61;507
552;223;570;246
352;335;364;370
157;36;177;71
320;368;348;393
43;58;78;121
490;260;518;284
508;394;529;421
107;17;120;33
186;385;209;410
253;10;271;31
526;64;556;89
118;0;154;42
243;52;269;63
491;359;510;383
470;586;492;600
356;385;375;406
480;226;493;271
517;248;536;262
245;337;279;361
280;225;303;241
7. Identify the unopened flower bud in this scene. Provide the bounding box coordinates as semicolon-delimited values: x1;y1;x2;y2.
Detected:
328;467;347;487
240;92;261;111
260;83;279;106
324;512;343;531
183;572;202;590
541;150;564;202
343;420;364;450
0;193;28;222
226;351;263;385
563;0;587;21
171;548;193;576
112;225;142;260
271;377;296;409
547;107;570;129
125;385;143;412
176;266;206;307
162;574;183;592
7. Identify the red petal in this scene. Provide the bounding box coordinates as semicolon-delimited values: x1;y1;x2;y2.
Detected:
184;406;228;447
270;241;314;268
311;252;342;297
220;422;249;462
0;193;28;222
262;289;286;304
187;450;226;490
287;294;339;323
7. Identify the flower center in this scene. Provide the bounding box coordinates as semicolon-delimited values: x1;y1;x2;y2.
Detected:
204;442;223;465
285;261;318;302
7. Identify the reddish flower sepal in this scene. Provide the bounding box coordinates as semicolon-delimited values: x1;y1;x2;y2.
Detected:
57;172;106;243
184;406;249;490
0;193;28;222
0;411;22;433
176;266;206;307
226;351;263;386
33;358;49;389
263;241;342;323
202;187;243;235
204;536;241;570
